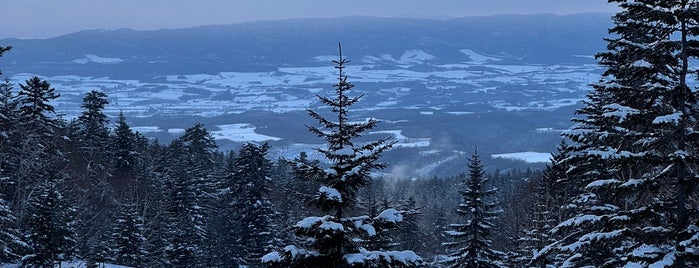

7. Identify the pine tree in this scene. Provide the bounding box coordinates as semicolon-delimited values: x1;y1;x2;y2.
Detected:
22;180;78;267
263;44;423;267
545;1;699;267
443;150;504;268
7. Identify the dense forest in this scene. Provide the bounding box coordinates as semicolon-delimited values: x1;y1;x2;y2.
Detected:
2;1;699;267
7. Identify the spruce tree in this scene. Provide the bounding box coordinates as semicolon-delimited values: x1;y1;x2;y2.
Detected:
17;76;60;135
544;1;699;267
443;150;504;268
0;196;25;263
164;124;217;267
71;90;115;259
397;196;426;254
225;143;279;266
112;200;146;267
22;180;78;267
0;79;19;198
263;44;423;267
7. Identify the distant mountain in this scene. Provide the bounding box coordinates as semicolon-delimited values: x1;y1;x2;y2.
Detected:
1;14;610;78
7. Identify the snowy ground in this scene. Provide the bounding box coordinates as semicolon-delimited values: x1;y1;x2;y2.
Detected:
9;48;602;119
491;152;552;163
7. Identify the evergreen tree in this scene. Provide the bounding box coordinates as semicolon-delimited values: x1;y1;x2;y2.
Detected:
225;143;279;266
544;1;699;267
0;196;25;263
398;196;426;254
430;207;449;257
443;150;504;268
164;124;217;267
110;111;139;195
70;90;115;259
521;141;570;267
263;44;423;267
17;76;60;135
22;180;78;267
112;112;136;173
0;79;19;198
112;200;146;267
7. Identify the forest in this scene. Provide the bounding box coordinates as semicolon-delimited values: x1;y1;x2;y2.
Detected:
2;1;699;267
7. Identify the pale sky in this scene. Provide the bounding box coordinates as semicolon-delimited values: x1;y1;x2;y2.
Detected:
1;0;618;39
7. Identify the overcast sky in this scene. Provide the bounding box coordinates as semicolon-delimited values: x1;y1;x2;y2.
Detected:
1;0;618;39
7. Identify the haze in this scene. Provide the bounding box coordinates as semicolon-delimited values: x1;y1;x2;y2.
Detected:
1;0;617;39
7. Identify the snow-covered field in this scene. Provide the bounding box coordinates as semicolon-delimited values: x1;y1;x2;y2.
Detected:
9;49;602;119
211;124;282;142
491;152;552;163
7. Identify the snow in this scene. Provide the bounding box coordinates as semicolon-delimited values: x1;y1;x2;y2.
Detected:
491;152;551;163
167;128;185;134
650;251;676;268
396;49;435;64
460;49;502;64
72;54;124;64
632;244;661;258
319;186;342;202
653;113;681;124
295;216;324;229
370;130;430;148
12;52;601;119
261;251;281;263
343;249;422;265
445;111;474;115
211;124;282;142
131;126;160;133
363;224;378;237
586;179;622;189
319;220;344;231
376;209;403;224
603;103;640;122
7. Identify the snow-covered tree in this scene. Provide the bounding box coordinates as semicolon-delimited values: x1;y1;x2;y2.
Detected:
0;196;25;263
541;1;699;267
397;196;426;254
443;150;504;268
263;44;424;267
164;124;218;267
17;76;60;136
221;143;280;266
112;200;146;267
112;112;136;174
0;79;19;199
22;180;78;267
